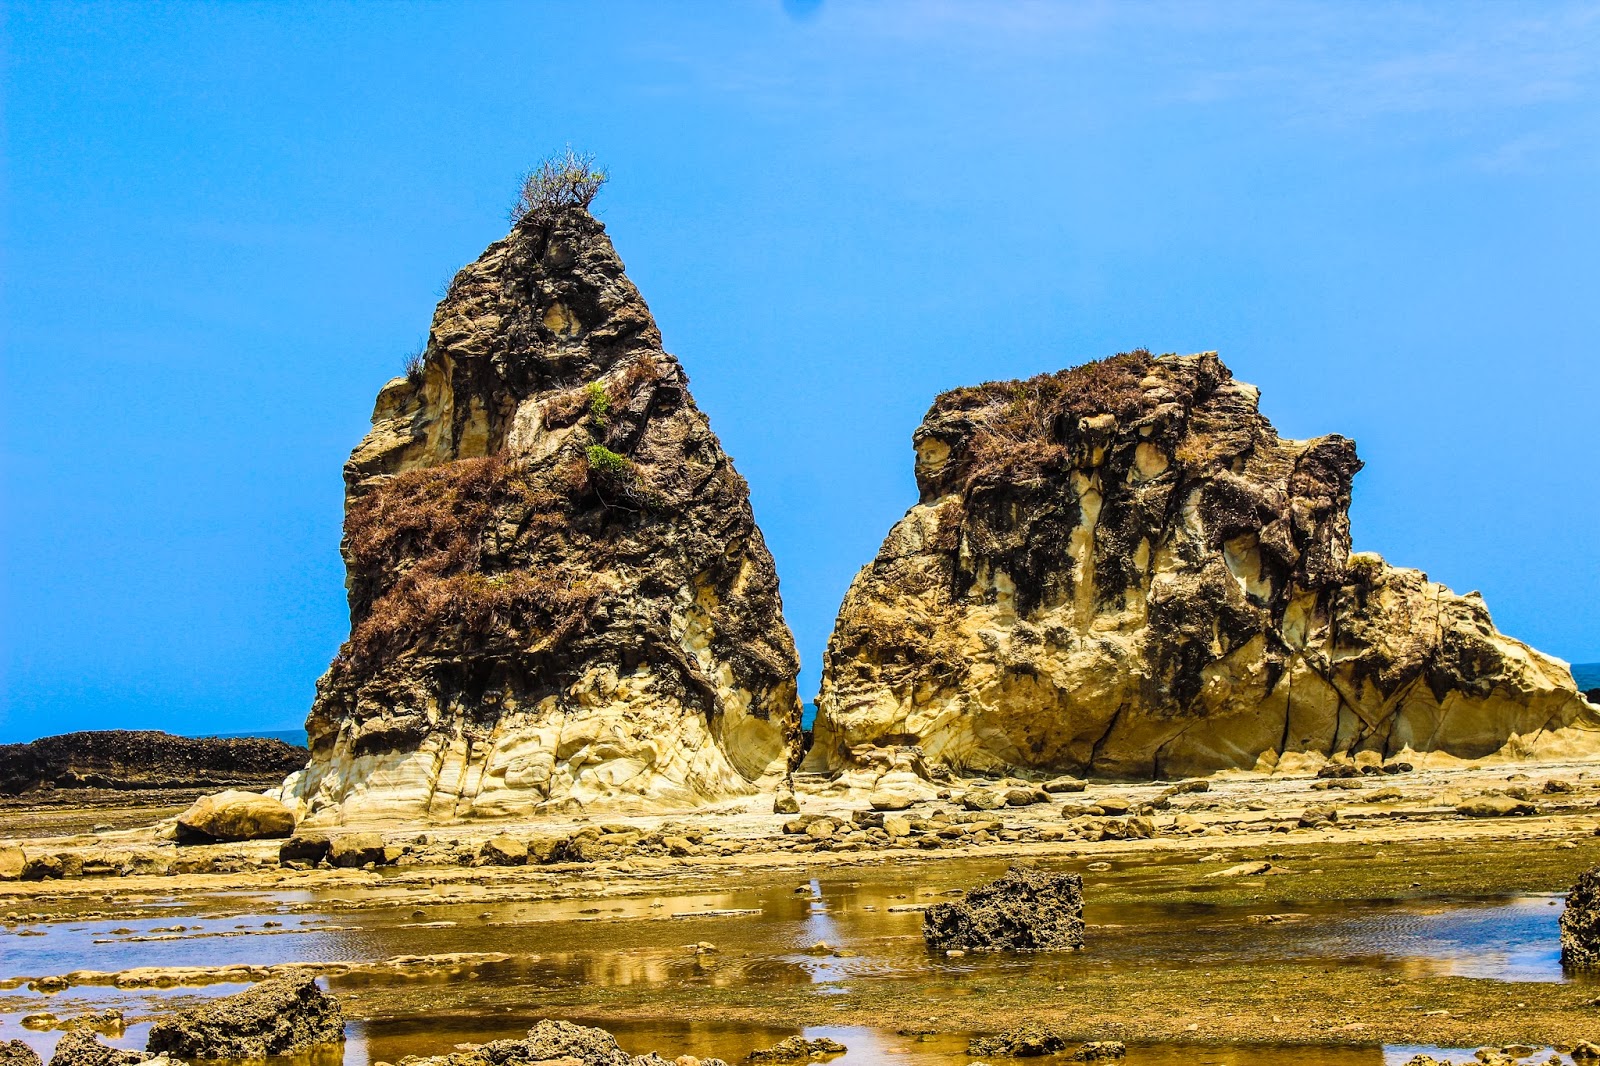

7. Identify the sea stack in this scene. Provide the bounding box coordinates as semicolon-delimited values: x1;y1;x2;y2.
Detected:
284;199;802;821
810;350;1597;778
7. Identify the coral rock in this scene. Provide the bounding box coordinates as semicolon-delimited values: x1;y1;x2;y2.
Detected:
922;865;1084;952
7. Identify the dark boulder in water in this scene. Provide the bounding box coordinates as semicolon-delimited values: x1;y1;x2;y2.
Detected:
1562;866;1600;968
145;976;343;1059
922;865;1084;952
0;1042;41;1066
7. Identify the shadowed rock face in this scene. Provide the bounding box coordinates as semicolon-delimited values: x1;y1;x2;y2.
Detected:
285;207;801;821
1561;866;1600;969
812;351;1596;779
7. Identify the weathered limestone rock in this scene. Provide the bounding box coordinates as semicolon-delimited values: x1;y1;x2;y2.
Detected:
175;790;295;843
0;846;24;881
283;203;801;822
478;835;528;866
811;351;1598;779
922;865;1084;951
145;976;344;1059
1562;867;1600;968
278;833;331;865
1456;795;1537;818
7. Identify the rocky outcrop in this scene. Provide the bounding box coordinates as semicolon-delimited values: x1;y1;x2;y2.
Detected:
812;351;1598;779
922;865;1084;951
145;976;344;1059
1561;866;1600;968
0;732;307;796
175;790;295;843
283;203;800;822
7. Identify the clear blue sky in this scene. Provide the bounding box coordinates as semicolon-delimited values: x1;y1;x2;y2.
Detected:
3;2;1597;742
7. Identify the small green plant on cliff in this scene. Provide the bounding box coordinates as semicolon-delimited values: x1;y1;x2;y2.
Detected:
585;444;631;475
510;147;608;225
585;381;610;427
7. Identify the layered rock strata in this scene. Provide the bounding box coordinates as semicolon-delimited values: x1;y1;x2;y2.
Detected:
284;206;800;821
812;351;1597;779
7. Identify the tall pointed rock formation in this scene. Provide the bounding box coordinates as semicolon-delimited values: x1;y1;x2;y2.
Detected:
284;206;801;821
812;351;1597;778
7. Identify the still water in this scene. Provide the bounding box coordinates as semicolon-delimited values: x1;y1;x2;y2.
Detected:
0;857;1582;1065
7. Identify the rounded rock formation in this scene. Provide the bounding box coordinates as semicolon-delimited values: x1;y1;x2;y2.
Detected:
175;790;295;843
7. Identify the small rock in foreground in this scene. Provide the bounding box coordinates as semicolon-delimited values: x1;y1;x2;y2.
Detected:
396;1020;729;1066
923;865;1084;952
968;1029;1124;1060
1;1041;42;1066
145;975;343;1059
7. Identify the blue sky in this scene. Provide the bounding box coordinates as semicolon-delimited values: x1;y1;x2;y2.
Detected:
3;2;1597;742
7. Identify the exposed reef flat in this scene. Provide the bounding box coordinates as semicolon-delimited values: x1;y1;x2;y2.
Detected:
5;763;1600;1052
812;351;1597;779
0;732;307;798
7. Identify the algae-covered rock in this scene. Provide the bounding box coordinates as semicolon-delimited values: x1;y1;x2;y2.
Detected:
283;198;800;822
144;976;344;1059
811;351;1598;779
922;865;1084;952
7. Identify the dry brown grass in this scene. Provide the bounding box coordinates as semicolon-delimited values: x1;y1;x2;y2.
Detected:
334;455;596;676
951;349;1155;491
